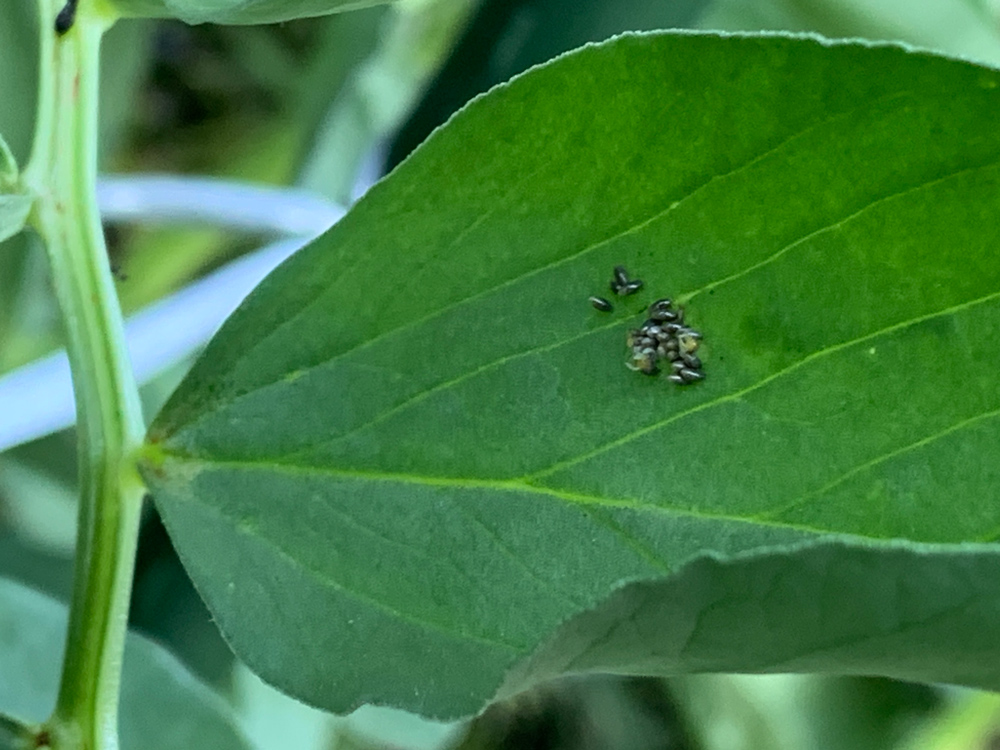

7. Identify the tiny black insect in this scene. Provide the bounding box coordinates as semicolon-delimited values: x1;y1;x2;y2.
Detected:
54;0;78;34
610;265;644;296
679;367;705;382
649;308;677;322
647;299;675;322
589;296;613;312
680;352;702;369
649;298;673;312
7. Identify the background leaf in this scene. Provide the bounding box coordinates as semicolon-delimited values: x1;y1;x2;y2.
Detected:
386;0;711;167
109;0;396;26
698;0;1000;68
142;31;1000;718
0;195;32;246
0;577;252;750
0;133;16;185
500;542;1000;700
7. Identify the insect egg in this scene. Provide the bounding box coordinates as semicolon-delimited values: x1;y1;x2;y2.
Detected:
679;368;705;382
613;265;631;286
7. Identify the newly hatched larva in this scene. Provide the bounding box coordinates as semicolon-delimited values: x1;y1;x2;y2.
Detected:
620;279;643;296
610;265;644;296
648;299;676;322
627;348;660;375
678;367;704;383
678;330;701;355
589;296;614;312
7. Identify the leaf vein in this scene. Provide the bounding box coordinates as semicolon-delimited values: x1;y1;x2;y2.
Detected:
190;496;526;653
525;286;1000;481
757;406;1000;522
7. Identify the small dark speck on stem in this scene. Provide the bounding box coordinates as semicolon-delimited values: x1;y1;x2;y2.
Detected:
54;0;78;34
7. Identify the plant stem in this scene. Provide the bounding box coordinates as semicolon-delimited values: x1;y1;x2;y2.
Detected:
22;2;144;749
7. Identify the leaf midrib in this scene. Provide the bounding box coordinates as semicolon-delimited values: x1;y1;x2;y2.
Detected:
158;337;1000;546
157;450;836;539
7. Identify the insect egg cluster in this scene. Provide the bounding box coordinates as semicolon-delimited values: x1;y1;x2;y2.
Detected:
588;265;705;386
626;298;704;385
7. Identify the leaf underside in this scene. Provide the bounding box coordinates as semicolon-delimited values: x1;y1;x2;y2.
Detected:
142;31;1000;718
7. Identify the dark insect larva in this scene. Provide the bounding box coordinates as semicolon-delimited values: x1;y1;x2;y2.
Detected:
610;265;644;296
649;309;677;323
681;353;702;369
648;299;676;322
679;368;704;382
54;0;78;33
589;296;614;312
620;279;644;295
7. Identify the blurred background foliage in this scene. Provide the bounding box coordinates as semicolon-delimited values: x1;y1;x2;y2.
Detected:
2;0;1000;748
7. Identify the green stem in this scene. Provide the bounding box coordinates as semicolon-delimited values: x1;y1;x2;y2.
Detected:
22;2;145;749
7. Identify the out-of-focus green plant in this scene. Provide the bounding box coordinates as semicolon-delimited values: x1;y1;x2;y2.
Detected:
4;1;1000;749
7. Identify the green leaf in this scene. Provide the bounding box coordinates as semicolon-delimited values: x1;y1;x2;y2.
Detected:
0;195;32;246
141;31;1000;718
698;0;1000;69
0;577;252;750
0;133;16;185
668;673;937;750
110;0;396;25
502;542;1000;700
0;4;37;167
